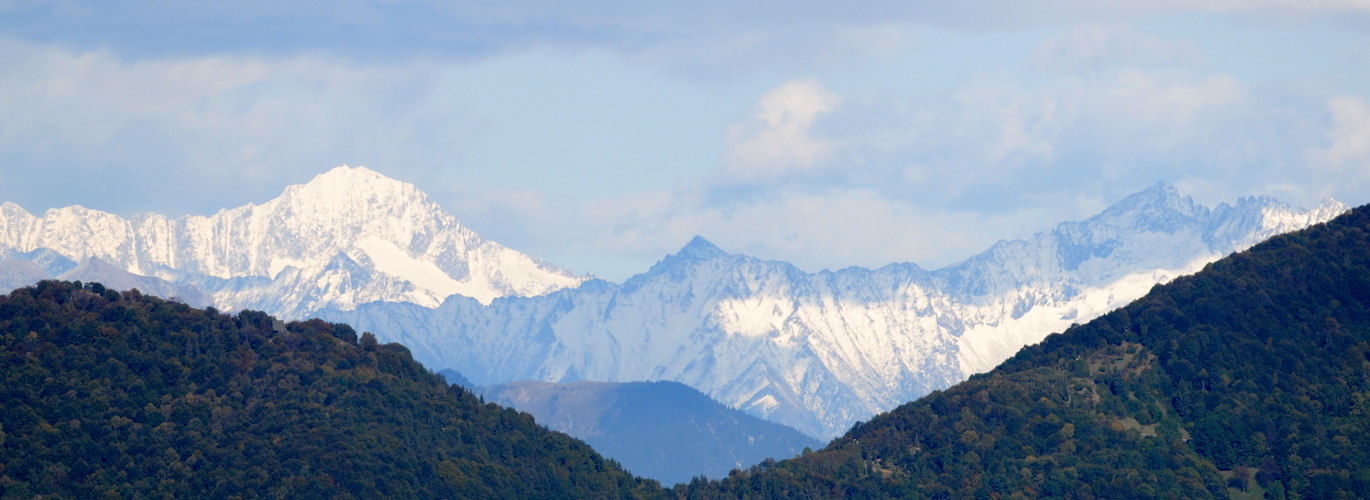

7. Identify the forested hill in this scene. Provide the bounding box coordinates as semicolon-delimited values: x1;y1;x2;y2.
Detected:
679;205;1370;499
0;280;664;498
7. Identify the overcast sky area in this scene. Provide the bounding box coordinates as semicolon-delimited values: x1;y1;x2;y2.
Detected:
1;1;1368;280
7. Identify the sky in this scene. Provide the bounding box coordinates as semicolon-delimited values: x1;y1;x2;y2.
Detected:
1;1;1368;281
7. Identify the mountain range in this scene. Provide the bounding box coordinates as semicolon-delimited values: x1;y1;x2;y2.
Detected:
8;201;1369;497
320;184;1346;438
680;200;1370;499
0;166;1348;440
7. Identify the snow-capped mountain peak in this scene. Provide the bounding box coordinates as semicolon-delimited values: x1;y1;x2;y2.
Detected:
294;164;412;196
0;165;588;316
272;166;442;225
1108;182;1197;213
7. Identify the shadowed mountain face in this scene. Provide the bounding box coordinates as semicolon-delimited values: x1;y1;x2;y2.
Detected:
483;380;822;486
678;205;1370;498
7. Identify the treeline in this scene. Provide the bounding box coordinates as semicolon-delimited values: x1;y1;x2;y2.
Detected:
0;280;662;499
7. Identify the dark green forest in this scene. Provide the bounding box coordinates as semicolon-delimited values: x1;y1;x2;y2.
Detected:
0;281;661;499
677;207;1370;498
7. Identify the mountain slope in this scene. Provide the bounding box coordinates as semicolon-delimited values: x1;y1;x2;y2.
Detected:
56;257;211;307
678;204;1370;498
483;380;822;486
324;185;1346;438
0;256;47;291
0;166;585;317
0;280;662;498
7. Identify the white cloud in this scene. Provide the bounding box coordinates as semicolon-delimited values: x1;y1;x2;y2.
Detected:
0;37;467;215
3;5;1368;283
952;79;1059;165
1311;96;1370;170
722;78;842;181
509;54;1354;280
815;67;1250;202
1061;70;1246;138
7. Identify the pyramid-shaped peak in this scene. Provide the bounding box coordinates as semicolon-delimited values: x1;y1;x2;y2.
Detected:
1098;182;1203;219
316;164;385;180
1;201;32;217
639;236;731;277
302;165;412;191
59;256;122;276
1127;182;1183;204
278;165;435;211
676;236;729;260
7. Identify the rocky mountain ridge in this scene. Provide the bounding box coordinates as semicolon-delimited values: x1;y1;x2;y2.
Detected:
0;166;585;317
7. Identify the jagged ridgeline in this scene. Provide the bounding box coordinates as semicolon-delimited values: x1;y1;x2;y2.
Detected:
0;281;662;499
680;206;1370;498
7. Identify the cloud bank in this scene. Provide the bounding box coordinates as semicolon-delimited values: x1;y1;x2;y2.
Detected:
0;2;1367;280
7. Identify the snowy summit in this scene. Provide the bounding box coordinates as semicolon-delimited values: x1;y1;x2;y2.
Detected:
0;165;586;317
